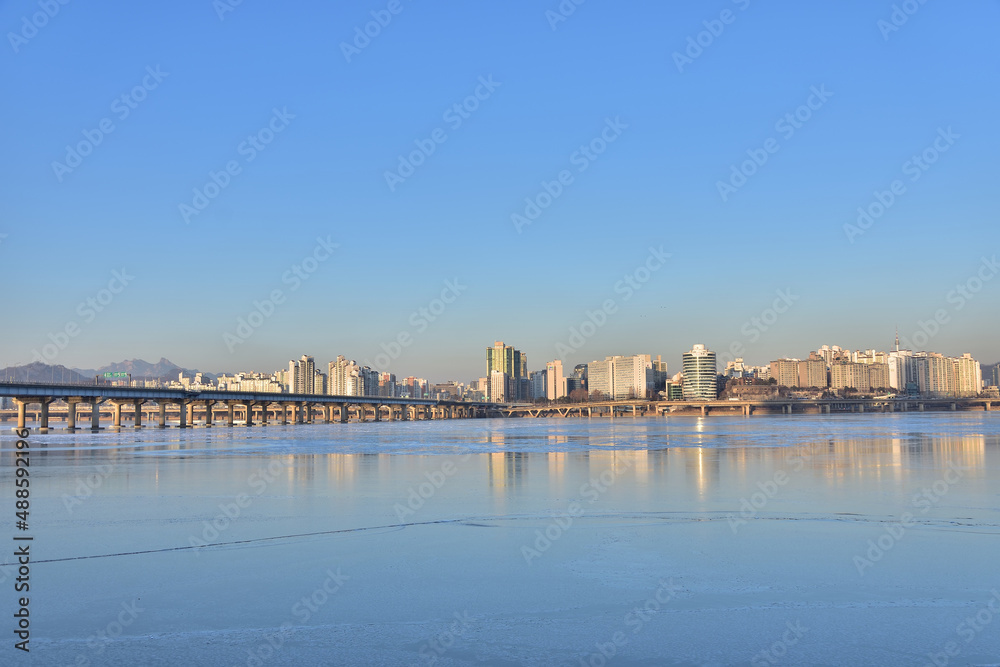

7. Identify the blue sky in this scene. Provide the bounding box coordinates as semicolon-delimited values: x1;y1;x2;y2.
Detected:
1;0;997;381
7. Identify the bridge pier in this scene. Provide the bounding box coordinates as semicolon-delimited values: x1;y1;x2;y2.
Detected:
158;403;167;428
113;402;123;428
178;401;188;428
90;400;101;430
133;400;144;428
203;400;214;427
987;402;992;412
951;403;957;411
16;400;27;430
226;402;234;427
261;403;269;426
245;403;254;427
66;400;78;430
339;404;348;423
37;398;52;432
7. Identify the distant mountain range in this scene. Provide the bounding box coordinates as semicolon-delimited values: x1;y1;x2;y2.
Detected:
72;357;197;380
1;358;214;384
1;362;91;384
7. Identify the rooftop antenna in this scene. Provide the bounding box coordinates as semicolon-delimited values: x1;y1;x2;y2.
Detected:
895;326;899;352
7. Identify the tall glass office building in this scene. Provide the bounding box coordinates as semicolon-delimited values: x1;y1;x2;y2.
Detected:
682;344;717;400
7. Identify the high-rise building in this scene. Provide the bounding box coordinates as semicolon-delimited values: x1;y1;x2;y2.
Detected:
723;358;746;378
649;355;669;395
399;376;428;399
288;355;316;394
990;364;1000;388
545;360;566;400
830;362;890;393
797;359;827;388
682;344;717;400
587;359;612;399
329;356;354;396
217;372;285;393
908;352;981;397
888;349;916;392
585;355;651;400
954;353;982;397
769;359;799;388
489;370;509;403
328;356;377;396
379;372;397;397
486;342;527;400
530;370;547;400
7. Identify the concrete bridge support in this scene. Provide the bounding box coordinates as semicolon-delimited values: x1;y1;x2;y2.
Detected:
339;405;348;423
178;401;188;428
158;403;167;428
66;400;78;430
16;400;27;430
261;404;269;426
245;403;255;427
113;402;123;428
133;400;144;428
38;398;52;431
91;400;101;430
227;403;235;427
203;400;214;427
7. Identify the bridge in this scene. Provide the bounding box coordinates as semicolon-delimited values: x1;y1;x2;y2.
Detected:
497;397;996;419
0;381;503;432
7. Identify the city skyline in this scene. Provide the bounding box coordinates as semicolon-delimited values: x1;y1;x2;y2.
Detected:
2;2;998;380
7;331;993;391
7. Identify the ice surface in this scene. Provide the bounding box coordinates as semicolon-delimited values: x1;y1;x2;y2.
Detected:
2;413;1000;666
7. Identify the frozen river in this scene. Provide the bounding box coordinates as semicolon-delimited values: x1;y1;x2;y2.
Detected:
3;413;1000;666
